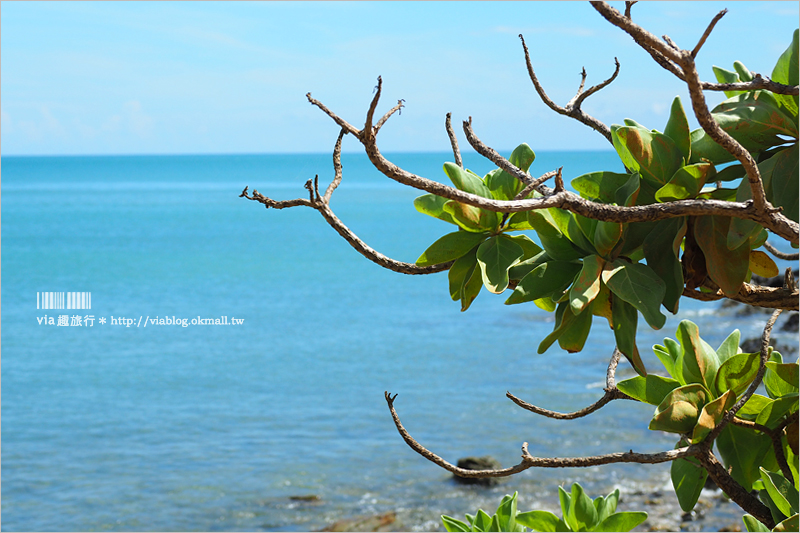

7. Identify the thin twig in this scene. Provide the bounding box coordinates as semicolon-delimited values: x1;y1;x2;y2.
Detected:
515;171;557;200
707;309;782;442
519;34;614;144
445;113;463;168
624;1;636;19
764;241;800;261
462;117;534;187
323;129;347;202
384;391;696;477
692;9;727;58
375;99;405;134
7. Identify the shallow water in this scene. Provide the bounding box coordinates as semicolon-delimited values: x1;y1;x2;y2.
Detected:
2;152;793;531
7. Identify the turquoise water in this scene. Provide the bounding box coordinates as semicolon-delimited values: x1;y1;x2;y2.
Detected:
1;152;778;531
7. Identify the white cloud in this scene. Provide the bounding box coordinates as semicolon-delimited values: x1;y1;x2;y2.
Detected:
123;100;154;137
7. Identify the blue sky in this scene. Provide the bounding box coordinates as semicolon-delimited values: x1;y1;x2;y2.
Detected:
1;1;798;155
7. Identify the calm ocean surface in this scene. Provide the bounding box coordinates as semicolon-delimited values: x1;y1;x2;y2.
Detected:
2;152;781;531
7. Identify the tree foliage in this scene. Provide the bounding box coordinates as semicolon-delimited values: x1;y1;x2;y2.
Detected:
243;2;799;530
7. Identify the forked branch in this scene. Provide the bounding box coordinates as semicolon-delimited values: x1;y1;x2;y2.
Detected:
519;34;618;144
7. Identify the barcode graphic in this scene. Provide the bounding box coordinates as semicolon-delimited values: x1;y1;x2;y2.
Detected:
37;292;91;310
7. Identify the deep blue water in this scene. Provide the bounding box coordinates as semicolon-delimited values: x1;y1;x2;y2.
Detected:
2;152;783;531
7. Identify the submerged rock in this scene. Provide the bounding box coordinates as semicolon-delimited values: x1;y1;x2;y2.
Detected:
453;456;503;486
319;511;401;532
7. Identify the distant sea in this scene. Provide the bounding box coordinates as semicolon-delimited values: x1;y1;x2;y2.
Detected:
2;152;787;531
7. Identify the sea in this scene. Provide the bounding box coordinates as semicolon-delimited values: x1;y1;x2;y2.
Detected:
2;151;794;531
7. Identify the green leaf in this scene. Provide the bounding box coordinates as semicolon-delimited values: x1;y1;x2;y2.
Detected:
714;351;760;398
571;171;634;203
548;208;596;255
676;320;720;391
557;304;594;354
733;61;753;82
443;200;497;232
477;235;525;294
691;93;798;165
602;259;667;329
712;66;746;98
417;231;489;266
649;383;710;434
510;143;536;171
570;255;604;314
612;298;646;376
504;234;544;261
761;467;800;518
694;215;750;297
765;144;799;223
448;245;480;301
611;124;683;187
642;217;687;314
474;510;493;532
714;328;741;364
716;163;746;182
568;483;598;532
749;250;780;278
505;261;581;305
655;162;715;202
742;514;771;532
414;193;458;225
515;511;562;532
442;515;472;532
461;257;484;312
594;220;623;259
717;424;775;492
671;453;708;512
691;390;736;444
774;514;800;533
616;374;681;406
590;512;647;532
653;344;678;380
755;395;798;429
765;361;800;391
771;29;799;119
528;210;587;261
494;492;518;532
558;485;572;524
738;394;773;420
444;162;493;197
664;96;691;161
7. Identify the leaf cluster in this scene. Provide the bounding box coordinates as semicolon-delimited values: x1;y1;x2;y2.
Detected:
415;31;798;378
441;485;647;532
616;320;798;518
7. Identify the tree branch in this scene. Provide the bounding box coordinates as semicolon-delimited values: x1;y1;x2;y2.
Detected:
506;350;635;420
519;34;616;144
764;241;800;261
707;309;782;443
384;391;697;478
445;113;463;168
682;281;799;311
695;445;775;528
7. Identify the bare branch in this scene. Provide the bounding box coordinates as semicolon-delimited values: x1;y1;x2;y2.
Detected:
506;389;630;420
445;113;463;168
682;281;799;311
375;99;405;134
506;350;634;420
764;241;800;261
323;129;347;203
573;58;620;109
307;93;360;136
695;446;775;528
385;391;697;478
240;186;315;210
362;76;383;144
624;1;636;19
515;170;557;200
692;9;727;58
462;117;534;187
519;34;615;144
707;309;783;442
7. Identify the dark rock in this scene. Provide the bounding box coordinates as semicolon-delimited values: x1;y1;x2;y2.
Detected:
740;336;791;355
453;456;503;486
750;269;798;289
289;494;321;503
781;312;798;332
319;511;401;532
